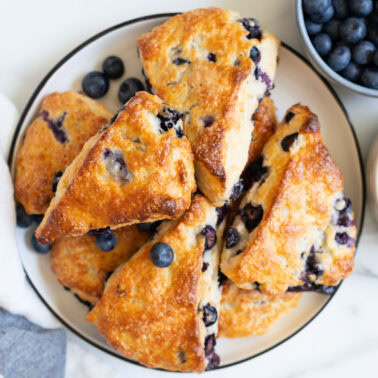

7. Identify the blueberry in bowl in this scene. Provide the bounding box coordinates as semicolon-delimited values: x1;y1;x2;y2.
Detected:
296;0;378;96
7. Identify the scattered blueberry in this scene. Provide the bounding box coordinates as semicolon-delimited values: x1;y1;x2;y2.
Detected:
352;40;376;64
339;17;367;44
239;18;261;40
201;225;217;251
225;227;240;249
310;5;335;24
313;33;333;56
323;19;341;40
16;203;33;228
349;0;373;17
305;19;323;35
340;62;362;81
95;232;117;252
52;171;63;193
137;221;161;233
327;45;351;71
172;57;191;65
207;53;217;62
249;47;261;63
82;71;109;99
118;77;144;104
374;51;378;65
150;242;174;267
332;0;349;19
202;304;218;327
31;234;51;254
102;56;125;79
240;203;264;232
281;132;299;151
303;0;331;15
361;67;378;88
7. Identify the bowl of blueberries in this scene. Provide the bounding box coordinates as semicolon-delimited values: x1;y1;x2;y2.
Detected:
296;0;378;97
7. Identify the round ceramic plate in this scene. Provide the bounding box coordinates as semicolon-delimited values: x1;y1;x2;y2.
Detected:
9;14;365;371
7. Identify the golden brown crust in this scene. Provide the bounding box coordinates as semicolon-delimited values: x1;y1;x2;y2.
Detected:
137;8;280;205
86;195;220;372
15;91;112;214
50;226;150;304
35;92;196;244
218;280;301;338
222;104;356;294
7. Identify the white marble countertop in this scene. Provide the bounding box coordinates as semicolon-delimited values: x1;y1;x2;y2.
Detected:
1;0;377;377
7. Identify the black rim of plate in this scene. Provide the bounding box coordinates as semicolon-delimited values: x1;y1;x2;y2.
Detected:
8;12;366;372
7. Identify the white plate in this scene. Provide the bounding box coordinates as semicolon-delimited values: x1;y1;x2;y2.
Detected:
9;14;365;371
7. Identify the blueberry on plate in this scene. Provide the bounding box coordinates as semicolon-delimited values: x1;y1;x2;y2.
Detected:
95;232;117;252
305;19;323;35
327;45;351;71
102;56;125;79
340;62;362;82
323;19;340;40
332;0;349;19
82;71;109;99
31;234;51;254
349;0;373;17
310;5;335;24
313;33;333;56
16;203;33;228
150;242;174;267
373;51;378;66
118;77;144;104
303;0;331;16
352;40;376;65
361;67;378;88
339;17;367;44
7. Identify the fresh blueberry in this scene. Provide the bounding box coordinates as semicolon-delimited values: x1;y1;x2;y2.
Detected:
31;234;51;254
310;6;335;23
102;56;125;79
249;47;261;63
352;40;375;64
327;45;351;71
374;50;378;65
16;203;33;228
52;171;63;193
367;24;378;45
118;78;144;104
95;232;117;252
361;67;378;88
207;53;217;62
349;0;373;16
313;33;333;56
332;0;349;19
137;221;161;233
281;132;299;151
339;17;367;44
202;304;218;327
82;71;109;99
240;203;263;232
340;62;362;81
225;227;240;249
303;0;331;15
305;19;323;35
323;19;341;40
150;242;174;267
201;225;217;251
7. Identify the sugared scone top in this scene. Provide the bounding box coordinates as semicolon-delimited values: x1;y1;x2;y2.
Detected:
218;280;301;338
221;104;356;295
87;194;226;372
15;91;112;215
137;8;280;206
35;91;196;244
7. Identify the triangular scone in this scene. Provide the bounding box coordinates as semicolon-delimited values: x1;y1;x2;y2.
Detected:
50;225;151;305
87;195;226;372
137;8;280;206
221;104;356;295
36;92;196;244
218;280;301;338
15;91;112;214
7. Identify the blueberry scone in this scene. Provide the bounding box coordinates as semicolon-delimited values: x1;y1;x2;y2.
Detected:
50;225;151;305
87;194;225;372
36;92;196;244
15;91;112;215
137;8;280;206
218;280;301;338
221;104;356;295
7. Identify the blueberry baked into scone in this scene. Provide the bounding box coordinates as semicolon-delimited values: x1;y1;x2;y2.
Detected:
15;91;112;215
221;104;356;295
87;194;225;372
218;280;301;338
35;91;196;244
50;225;151;305
137;8;280;206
